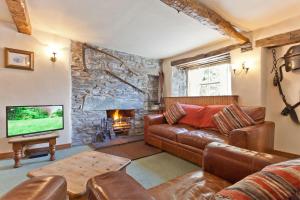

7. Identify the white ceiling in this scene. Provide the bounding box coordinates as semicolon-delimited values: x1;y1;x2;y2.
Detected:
0;0;13;23
27;0;225;59
1;0;300;58
198;0;300;31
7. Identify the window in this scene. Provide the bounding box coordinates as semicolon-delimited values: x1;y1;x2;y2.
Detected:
188;63;232;96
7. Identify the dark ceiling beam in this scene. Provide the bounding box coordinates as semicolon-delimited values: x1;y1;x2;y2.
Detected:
160;0;249;44
5;0;32;35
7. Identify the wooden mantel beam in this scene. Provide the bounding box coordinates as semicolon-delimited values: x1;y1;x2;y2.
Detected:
5;0;32;35
160;0;249;44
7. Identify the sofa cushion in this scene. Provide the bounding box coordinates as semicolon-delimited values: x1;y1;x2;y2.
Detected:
178;104;205;127
148;124;195;141
213;104;256;135
196;105;226;130
177;130;228;150
163;102;186;125
215;158;300;200
149;170;231;200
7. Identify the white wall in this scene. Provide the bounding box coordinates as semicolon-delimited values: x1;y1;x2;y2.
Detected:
265;44;300;155
162;40;265;106
0;22;71;153
162;15;300;154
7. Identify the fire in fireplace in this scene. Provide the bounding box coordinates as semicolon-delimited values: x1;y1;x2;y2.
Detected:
106;109;135;135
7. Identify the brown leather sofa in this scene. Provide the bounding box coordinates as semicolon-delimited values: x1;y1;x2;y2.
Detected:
86;142;286;200
0;176;67;200
144;106;275;165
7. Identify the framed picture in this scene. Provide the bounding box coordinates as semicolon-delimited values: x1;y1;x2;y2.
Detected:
4;48;34;71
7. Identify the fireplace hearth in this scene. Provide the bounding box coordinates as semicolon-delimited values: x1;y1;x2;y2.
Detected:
106;109;135;135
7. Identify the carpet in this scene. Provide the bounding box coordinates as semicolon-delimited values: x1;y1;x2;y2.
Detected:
0;146;200;198
0;145;91;197
126;152;200;189
97;141;162;160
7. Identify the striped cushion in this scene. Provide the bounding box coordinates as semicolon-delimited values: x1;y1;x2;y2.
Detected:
163;103;186;125
215;158;300;200
213;104;255;135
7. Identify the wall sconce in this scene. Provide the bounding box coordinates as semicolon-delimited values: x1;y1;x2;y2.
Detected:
50;52;57;62
233;62;250;75
46;45;60;63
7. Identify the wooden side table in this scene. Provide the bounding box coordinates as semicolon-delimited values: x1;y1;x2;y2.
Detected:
8;133;59;168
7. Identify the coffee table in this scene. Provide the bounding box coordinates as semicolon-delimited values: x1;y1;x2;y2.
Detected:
28;151;131;199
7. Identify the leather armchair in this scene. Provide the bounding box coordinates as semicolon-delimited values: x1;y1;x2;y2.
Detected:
203;142;286;183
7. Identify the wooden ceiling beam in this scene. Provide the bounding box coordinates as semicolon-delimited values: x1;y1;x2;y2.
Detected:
5;0;32;35
256;29;300;48
160;0;249;44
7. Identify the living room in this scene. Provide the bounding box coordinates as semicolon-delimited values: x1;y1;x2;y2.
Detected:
1;0;300;200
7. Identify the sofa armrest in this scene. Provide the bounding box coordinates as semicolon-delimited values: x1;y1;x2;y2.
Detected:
203;142;287;183
144;114;166;126
144;114;166;142
87;171;154;200
228;121;275;152
0;176;67;200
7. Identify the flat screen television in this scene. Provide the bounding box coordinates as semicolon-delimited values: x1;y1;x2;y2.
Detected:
6;105;64;138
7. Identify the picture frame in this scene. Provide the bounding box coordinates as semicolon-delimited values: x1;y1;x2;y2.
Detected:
4;48;34;71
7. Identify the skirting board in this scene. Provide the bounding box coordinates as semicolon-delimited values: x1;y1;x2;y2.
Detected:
271;150;300;159
0;143;71;160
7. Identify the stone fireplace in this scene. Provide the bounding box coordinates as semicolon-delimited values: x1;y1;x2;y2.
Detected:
71;41;161;145
106;109;135;135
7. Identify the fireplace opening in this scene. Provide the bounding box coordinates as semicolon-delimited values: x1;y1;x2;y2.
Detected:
106;109;135;135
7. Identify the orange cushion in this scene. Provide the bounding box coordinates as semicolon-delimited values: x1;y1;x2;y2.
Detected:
178;104;205;127
196;105;226;129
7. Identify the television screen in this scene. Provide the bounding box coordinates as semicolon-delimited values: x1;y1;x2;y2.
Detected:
6;105;64;137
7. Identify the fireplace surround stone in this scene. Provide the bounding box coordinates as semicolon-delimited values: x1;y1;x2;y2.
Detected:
71;41;161;145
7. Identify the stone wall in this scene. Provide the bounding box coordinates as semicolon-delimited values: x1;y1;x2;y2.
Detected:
172;67;188;96
71;41;161;145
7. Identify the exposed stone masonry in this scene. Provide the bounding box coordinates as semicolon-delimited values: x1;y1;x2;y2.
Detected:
71;41;161;145
172;67;187;96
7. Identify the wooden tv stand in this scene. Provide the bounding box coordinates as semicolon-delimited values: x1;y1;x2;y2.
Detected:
8;133;59;168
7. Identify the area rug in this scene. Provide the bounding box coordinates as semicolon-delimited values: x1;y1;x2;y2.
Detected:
97;141;162;160
91;135;144;149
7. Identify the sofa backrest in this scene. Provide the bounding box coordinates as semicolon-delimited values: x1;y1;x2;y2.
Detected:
164;96;238;108
241;106;266;123
164;96;266;123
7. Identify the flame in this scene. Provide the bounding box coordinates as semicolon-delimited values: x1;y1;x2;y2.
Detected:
113;110;122;121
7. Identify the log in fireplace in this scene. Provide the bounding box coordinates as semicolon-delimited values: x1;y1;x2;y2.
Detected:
106;109;135;135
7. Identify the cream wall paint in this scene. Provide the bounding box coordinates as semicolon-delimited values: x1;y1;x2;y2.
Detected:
163;45;265;106
230;47;264;106
265;45;300;155
162;15;300;154
0;22;71;153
